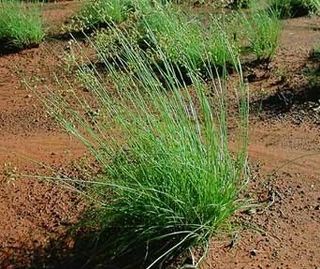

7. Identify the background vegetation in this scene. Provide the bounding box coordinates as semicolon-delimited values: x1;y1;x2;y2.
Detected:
0;0;45;48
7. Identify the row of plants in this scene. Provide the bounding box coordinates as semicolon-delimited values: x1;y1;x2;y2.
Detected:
87;4;281;80
66;0;320;34
233;0;320;15
0;0;319;51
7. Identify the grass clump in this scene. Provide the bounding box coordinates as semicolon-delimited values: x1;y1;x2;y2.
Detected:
243;10;281;61
65;0;171;33
92;6;240;73
207;17;241;68
47;24;249;267
229;0;252;9
140;8;206;67
269;0;320;18
0;0;44;49
94;22;142;62
142;8;240;68
66;0;133;32
311;45;320;59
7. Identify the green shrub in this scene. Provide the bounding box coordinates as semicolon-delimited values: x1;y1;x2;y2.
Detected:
269;0;320;18
0;0;44;48
309;44;320;68
93;6;240;72
207;17;241;67
141;7;240;69
94;21;142;62
66;0;133;32
243;10;281;60
47;24;249;267
229;0;252;9
312;44;320;59
141;8;206;67
65;0;173;33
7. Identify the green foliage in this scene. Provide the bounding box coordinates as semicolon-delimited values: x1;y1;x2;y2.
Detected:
243;10;281;60
48;24;249;267
141;8;206;67
66;0;133;32
142;8;240;68
65;0;174;33
0;0;44;48
94;21;142;61
207;17;240;67
312;44;320;60
309;44;320;73
93;6;240;71
269;0;320;18
305;44;320;88
229;0;252;9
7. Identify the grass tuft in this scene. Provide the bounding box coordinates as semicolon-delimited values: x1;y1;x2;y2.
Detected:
229;0;252;9
269;0;320;18
243;9;281;61
0;0;44;49
65;0;133;32
93;6;241;74
310;44;320;60
44;22;249;267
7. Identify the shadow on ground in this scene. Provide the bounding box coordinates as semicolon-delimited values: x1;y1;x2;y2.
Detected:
251;56;320;120
25;225;187;269
0;40;40;56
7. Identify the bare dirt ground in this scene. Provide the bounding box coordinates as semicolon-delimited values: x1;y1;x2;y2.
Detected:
0;3;86;268
0;3;319;269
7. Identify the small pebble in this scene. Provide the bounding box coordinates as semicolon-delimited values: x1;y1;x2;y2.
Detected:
250;249;258;256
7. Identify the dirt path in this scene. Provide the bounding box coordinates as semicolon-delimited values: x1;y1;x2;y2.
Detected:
0;5;319;269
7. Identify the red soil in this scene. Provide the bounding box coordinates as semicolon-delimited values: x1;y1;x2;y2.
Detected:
0;3;319;269
0;3;86;268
